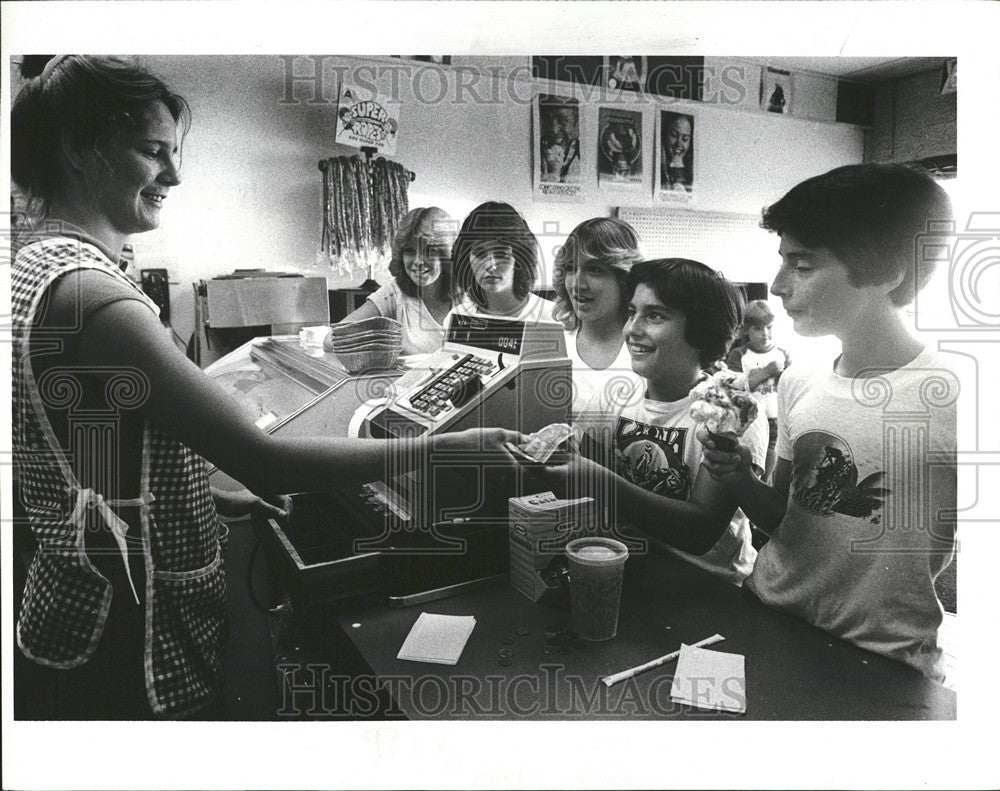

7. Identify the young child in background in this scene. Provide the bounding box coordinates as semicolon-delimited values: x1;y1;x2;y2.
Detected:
725;300;791;482
699;164;957;682
541;258;769;585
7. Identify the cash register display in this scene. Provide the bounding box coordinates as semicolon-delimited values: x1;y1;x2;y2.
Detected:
446;313;525;356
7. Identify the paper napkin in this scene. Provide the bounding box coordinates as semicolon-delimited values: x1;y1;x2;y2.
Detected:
396;612;477;665
669;643;746;714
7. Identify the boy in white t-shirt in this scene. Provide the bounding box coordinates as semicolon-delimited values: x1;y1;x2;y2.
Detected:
699;164;958;682
725;300;792;482
541;258;769;585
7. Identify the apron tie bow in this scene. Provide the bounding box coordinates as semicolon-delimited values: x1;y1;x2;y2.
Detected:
70;488;154;606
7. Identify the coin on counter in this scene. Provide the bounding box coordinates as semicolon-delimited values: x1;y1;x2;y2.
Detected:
498;648;514;658
516;627;530;636
498;658;513;667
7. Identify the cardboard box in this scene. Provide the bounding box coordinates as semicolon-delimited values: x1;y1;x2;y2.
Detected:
508;491;600;602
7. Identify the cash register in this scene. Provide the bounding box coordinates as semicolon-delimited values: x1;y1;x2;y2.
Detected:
260;312;573;609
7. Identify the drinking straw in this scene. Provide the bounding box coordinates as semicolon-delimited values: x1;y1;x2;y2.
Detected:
601;633;725;687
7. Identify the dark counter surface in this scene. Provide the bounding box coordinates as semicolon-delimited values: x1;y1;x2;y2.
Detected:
274;546;956;721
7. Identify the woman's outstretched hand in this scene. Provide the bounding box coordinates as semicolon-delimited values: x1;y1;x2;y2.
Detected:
212;487;289;523
435;427;525;455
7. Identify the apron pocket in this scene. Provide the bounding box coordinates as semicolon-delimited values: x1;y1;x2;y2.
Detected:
148;548;228;715
18;551;112;667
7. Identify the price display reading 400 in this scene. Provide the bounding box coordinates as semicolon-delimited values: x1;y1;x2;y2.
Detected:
447;314;526;357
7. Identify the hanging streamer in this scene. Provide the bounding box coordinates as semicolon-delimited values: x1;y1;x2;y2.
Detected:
320;155;413;279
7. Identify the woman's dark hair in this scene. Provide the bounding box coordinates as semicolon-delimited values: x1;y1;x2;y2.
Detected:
760;164;953;307
451;202;541;309
12;55;190;214
626;258;744;369
388;207;456;298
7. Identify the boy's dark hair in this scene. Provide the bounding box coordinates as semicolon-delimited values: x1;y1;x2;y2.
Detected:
626;258;744;368
760;164;953;307
452;202;540;308
743;299;775;329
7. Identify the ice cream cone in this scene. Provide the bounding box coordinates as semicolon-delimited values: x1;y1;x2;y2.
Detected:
707;430;738;452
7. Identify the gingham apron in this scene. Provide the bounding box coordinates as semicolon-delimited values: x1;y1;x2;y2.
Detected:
13;236;229;716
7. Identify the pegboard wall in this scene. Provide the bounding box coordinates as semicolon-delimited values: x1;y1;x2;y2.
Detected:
617;206;777;283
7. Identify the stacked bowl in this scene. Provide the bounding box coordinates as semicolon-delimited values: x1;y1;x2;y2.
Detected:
324;316;403;373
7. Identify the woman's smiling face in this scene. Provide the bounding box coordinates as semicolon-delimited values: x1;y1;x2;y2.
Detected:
666;116;692;166
403;241;446;288
95;100;181;236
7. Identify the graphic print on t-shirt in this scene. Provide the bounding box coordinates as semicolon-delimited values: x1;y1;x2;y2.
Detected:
791;431;890;518
751;374;778;395
613;418;691;499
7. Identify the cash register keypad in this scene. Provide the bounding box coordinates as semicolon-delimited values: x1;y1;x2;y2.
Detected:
407;353;498;418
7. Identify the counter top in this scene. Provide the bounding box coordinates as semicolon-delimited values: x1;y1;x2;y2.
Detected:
275;547;955;721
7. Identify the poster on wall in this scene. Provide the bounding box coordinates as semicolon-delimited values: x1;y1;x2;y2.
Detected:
940;58;957;94
335;82;400;154
604;56;646;91
656;110;694;203
597;107;644;189
533;93;583;201
760;67;792;114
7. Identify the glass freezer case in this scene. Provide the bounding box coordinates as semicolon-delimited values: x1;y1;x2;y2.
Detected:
204;335;404;446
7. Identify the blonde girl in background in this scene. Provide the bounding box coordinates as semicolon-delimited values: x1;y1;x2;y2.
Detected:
552;217;644;420
342;206;457;355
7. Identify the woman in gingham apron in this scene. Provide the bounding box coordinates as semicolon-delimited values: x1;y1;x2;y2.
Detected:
11;56;520;719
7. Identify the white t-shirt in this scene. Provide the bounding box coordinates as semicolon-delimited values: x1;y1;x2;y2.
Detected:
367;279;447;355
727;345;790;419
564;329;642;421
452;292;555;324
746;346;959;681
591;379;770;585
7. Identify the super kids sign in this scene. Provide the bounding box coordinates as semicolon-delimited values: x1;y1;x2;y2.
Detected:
335;85;400;154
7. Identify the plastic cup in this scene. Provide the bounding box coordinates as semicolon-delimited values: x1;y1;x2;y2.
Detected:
565;537;629;641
